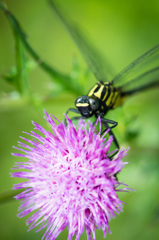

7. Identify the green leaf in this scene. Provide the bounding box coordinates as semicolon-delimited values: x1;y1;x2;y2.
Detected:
1;66;17;86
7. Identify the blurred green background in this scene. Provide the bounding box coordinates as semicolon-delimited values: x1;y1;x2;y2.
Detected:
0;0;159;240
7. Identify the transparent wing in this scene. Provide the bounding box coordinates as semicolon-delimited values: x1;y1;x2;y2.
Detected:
49;0;114;82
113;44;159;91
121;66;159;93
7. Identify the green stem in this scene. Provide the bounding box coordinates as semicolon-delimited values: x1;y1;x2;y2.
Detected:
0;2;83;96
0;189;22;205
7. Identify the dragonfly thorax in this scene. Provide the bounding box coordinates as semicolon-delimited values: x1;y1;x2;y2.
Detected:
75;96;99;118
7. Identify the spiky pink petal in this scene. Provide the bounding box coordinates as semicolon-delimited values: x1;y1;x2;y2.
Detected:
11;111;130;240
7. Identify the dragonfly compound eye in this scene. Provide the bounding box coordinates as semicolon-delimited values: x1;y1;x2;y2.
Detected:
75;96;89;107
88;97;99;110
75;96;94;117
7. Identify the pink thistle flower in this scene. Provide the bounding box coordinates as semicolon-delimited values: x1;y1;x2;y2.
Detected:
11;111;130;240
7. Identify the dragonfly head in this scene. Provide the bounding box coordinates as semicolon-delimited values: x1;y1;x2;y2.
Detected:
75;96;99;118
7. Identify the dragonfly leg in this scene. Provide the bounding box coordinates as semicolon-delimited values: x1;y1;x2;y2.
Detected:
64;108;80;125
101;118;118;129
70;116;85;122
101;118;119;159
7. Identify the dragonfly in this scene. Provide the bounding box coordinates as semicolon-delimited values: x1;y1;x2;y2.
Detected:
49;0;159;156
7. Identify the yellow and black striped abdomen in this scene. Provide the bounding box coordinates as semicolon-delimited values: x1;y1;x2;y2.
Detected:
88;81;125;111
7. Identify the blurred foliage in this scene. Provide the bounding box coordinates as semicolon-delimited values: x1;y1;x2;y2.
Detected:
0;0;159;240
